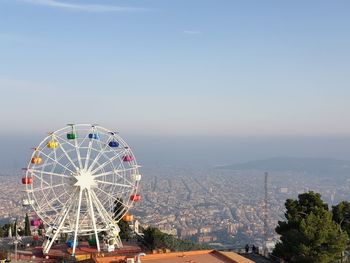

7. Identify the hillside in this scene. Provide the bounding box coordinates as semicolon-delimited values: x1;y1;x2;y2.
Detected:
218;157;350;176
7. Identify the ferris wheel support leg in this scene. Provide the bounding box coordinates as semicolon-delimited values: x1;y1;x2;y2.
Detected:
87;189;100;252
90;191;123;248
72;189;83;256
43;199;75;254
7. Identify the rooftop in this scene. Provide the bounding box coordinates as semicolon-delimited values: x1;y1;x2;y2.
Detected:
94;250;254;263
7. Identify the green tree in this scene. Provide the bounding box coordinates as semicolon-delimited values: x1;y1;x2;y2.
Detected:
24;213;31;236
1;223;12;237
113;198;125;218
13;220;17;236
37;223;45;236
142;226;209;251
143;227;164;250
333;201;350;236
119;220;132;240
17;227;23;236
273;191;347;263
113;198;132;240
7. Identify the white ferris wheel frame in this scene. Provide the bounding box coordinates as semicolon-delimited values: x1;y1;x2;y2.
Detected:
23;124;141;255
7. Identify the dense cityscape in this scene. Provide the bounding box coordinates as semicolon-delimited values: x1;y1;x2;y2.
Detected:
2;164;350;251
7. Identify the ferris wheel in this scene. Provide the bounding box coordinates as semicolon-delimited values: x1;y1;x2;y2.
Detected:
22;124;142;255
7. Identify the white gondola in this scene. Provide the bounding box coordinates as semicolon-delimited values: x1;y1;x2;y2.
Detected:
22;199;34;206
132;174;142;181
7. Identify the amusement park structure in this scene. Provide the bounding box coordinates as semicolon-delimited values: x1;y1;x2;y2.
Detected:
21;124;141;255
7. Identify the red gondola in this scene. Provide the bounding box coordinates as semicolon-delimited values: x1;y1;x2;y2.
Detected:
130;194;141;202
123;155;134;162
22;177;33;184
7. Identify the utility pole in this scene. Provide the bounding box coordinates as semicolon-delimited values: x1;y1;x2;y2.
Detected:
14;240;18;262
263;172;268;256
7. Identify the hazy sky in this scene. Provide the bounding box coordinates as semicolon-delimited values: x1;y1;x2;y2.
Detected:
1;0;350;136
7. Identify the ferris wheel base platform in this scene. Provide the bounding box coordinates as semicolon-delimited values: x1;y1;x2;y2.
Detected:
41;242;142;260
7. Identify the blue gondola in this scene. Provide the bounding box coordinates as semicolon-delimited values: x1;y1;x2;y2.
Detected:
88;133;99;140
109;141;119;147
67;240;79;248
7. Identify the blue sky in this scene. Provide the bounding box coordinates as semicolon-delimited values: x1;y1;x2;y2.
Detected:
1;0;350;136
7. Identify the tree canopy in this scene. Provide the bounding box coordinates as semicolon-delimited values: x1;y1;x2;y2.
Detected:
332;201;350;236
142;226;209;252
113;198;132;240
273;191;347;263
24;213;31;236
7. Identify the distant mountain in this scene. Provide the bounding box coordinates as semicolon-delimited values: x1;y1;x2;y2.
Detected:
218;157;350;176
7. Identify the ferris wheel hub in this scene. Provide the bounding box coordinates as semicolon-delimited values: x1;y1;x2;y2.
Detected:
73;169;97;190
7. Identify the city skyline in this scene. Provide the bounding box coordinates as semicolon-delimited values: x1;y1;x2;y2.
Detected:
1;0;350;136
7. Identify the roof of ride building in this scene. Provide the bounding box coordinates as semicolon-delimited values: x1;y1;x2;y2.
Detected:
94;250;254;263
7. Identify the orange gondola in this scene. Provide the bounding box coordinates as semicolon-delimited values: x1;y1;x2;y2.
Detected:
123;213;134;222
31;156;42;164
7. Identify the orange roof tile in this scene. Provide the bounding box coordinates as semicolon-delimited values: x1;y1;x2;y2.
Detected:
94;250;254;263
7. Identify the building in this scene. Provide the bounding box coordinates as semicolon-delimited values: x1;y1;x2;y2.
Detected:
94;250;254;263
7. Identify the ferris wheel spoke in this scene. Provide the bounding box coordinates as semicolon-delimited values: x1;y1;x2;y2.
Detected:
90;150;127;174
28;183;67;193
27;169;71;179
78;133;90;148
43;190;78;254
86;189;101;251
92;170;118;178
115;173;134;187
89;191;112;230
40;179;62;212
93;169;135;187
93;166;139;178
94;187;129;209
73;135;83;169
94;179;134;188
90;190;115;223
90;148;118;155
54;134;76;148
72;189;83;255
87;135;113;172
28;171;51;186
38;192;66;213
84;140;93;170
51;189;78;226
109;162;127;186
55;137;79;171
36;150;75;174
99;191;129;213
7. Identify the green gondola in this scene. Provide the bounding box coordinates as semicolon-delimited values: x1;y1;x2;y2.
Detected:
67;133;77;140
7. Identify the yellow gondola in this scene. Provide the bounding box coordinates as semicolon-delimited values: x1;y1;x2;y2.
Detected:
47;140;59;148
